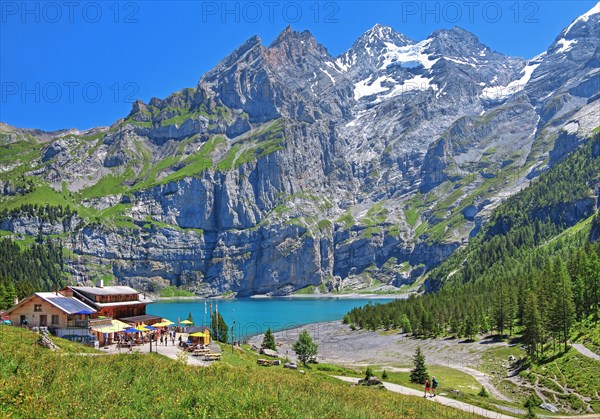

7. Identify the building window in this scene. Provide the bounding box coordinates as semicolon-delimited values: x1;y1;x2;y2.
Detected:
34;304;42;312
40;315;47;326
51;315;59;325
20;315;27;325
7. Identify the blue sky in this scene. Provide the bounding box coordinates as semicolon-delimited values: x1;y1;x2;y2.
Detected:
1;1;596;131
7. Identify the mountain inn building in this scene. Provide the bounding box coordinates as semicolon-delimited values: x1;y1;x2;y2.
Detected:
6;281;156;344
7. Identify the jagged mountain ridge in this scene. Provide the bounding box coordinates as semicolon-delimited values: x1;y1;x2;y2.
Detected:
1;3;599;296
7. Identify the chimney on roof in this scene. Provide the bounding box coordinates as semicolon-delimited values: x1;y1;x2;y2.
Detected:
14;297;19;305
96;279;104;288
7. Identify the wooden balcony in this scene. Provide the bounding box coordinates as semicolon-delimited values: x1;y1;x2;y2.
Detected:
67;318;112;328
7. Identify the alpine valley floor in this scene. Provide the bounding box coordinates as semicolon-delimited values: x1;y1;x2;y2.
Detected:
248;320;600;417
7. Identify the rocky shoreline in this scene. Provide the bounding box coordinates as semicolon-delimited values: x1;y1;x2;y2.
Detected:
155;292;412;301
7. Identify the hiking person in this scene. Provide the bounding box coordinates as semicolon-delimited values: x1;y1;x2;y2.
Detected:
424;378;431;398
160;335;164;346
431;376;439;397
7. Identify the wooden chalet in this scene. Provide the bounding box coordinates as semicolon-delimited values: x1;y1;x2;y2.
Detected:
63;281;153;319
4;292;107;336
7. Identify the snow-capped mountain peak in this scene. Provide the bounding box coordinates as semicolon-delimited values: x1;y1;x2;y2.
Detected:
335;24;413;75
564;2;600;36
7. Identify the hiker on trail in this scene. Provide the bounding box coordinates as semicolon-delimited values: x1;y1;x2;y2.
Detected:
127;339;132;352
431;376;439;397
424;378;431;398
160;335;164;346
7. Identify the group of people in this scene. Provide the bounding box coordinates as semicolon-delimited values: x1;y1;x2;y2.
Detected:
424;376;439;398
155;330;177;346
115;336;133;352
114;329;178;350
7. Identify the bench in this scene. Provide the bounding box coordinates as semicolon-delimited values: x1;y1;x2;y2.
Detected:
204;353;222;361
192;349;210;356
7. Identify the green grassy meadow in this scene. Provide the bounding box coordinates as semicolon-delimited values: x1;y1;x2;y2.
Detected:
0;327;467;418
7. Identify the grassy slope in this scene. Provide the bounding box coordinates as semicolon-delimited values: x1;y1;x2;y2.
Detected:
0;327;465;418
158;286;195;298
527;348;600;412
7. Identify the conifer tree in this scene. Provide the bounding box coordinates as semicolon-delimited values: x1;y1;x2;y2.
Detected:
4;282;17;309
523;293;543;360
506;288;518;336
262;327;276;351
0;283;6;310
480;313;490;335
463;315;476;341
492;283;507;337
210;312;229;343
548;259;575;351
409;346;429;384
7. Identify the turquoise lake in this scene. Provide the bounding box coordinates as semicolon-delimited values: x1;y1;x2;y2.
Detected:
147;297;394;341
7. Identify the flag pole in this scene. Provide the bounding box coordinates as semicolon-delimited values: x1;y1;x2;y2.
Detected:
231;307;235;353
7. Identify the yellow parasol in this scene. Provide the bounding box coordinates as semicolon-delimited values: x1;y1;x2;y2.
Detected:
180;320;193;325
153;319;174;327
91;319;130;333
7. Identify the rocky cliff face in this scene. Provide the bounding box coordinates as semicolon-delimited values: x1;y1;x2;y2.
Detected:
1;5;599;296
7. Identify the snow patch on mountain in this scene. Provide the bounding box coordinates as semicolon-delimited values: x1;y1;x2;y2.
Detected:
335;55;353;72
320;68;336;84
481;57;542;101
564;2;600;35
555;38;578;54
354;75;390;99
443;57;477;68
381;40;439;70
384;75;438;98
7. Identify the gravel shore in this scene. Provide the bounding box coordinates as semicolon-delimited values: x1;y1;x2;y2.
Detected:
248;320;508;371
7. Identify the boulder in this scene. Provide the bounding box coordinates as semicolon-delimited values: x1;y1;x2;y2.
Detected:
283;362;298;370
358;376;383;386
261;348;280;358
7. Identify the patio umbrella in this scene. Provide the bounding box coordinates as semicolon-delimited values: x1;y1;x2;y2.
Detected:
73;309;95;315
180;320;193;325
123;328;140;333
3;319;11;325
144;325;158;331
